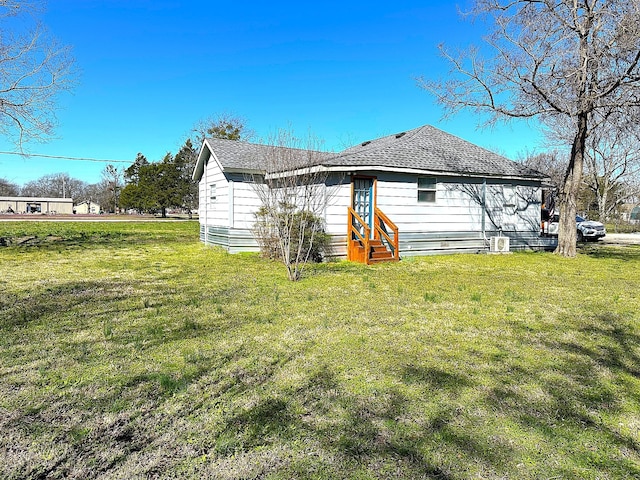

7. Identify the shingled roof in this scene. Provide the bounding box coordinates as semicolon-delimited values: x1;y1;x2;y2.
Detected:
193;125;544;181
199;138;271;173
320;125;542;179
192;137;331;180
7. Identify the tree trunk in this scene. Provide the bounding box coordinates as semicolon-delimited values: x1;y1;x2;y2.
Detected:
598;188;608;222
555;113;588;257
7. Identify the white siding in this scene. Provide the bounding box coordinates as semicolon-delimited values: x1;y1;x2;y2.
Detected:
198;153;229;229
325;181;352;236
198;166;264;231
324;172;542;255
198;166;263;249
370;173;541;236
374;173;481;233
198;166;544;256
231;179;263;229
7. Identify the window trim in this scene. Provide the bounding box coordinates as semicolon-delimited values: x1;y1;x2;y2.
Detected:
417;176;437;204
209;184;217;202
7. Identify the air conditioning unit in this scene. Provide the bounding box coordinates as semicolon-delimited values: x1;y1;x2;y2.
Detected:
490;236;510;253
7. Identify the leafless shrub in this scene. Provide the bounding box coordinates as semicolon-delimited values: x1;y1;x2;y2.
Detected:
250;129;335;281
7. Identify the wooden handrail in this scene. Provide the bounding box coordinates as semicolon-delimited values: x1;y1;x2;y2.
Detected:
349;208;370;240
348;207;370;264
374;207;399;261
377;226;395;250
348;206;399;263
375;207;397;231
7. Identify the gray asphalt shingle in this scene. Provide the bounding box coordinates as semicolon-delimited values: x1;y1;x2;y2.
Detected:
204;139;272;171
322;125;541;178
204;124;543;180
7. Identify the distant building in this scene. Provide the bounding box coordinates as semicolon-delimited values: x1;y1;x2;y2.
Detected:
74;201;101;214
0;196;74;215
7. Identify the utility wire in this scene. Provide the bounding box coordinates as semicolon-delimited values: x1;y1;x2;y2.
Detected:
0;151;131;163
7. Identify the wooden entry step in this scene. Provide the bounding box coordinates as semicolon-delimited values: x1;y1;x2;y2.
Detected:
367;239;396;263
347;206;399;264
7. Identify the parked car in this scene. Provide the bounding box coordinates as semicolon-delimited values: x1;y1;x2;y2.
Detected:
541;210;606;241
576;215;606;241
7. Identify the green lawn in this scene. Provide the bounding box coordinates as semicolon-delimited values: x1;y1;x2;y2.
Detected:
1;221;639;479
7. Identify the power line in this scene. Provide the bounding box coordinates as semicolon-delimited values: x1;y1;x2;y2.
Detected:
0;151;132;163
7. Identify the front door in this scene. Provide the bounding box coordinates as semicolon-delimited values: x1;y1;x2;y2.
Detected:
352;177;374;239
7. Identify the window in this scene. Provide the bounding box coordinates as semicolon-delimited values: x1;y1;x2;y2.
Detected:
418;177;437;203
210;184;217;202
26;203;42;213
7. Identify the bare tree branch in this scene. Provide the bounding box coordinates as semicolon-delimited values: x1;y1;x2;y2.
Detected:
0;0;76;148
250;129;337;281
422;0;640;256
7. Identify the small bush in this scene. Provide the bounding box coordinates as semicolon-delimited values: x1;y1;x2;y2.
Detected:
253;205;330;263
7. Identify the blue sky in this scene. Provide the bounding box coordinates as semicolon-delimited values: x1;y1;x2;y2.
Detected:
1;0;545;187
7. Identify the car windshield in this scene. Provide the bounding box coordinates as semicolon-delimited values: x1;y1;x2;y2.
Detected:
576;215;585;222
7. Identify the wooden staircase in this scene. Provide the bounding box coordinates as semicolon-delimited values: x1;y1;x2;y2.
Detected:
368;239;395;263
351;238;397;264
347;207;399;265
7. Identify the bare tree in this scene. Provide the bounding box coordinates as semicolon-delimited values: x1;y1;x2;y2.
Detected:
422;0;640;256
20;172;86;198
191;112;254;147
521;150;568;212
0;1;76;147
101;164;122;213
251;129;333;281
581;114;640;221
542;113;640;221
0;177;20;196
79;182;104;211
522;151;567;192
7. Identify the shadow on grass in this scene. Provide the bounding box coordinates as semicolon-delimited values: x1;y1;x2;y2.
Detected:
0;221;198;250
402;364;473;390
209;364;481;478
0;325;253;479
0;280;136;330
0;277;236;345
483;311;640;477
5;317;640;479
3;253;640;478
579;243;640;261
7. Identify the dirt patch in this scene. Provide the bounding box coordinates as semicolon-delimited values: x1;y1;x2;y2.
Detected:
0;236;37;246
0;235;66;247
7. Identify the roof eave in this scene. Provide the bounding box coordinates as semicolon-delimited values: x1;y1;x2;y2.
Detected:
264;164;327;180
192;139;212;181
318;164;545;182
225;168;265;175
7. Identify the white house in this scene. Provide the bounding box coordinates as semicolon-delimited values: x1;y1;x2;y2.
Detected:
192;125;553;262
74;201;101;214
